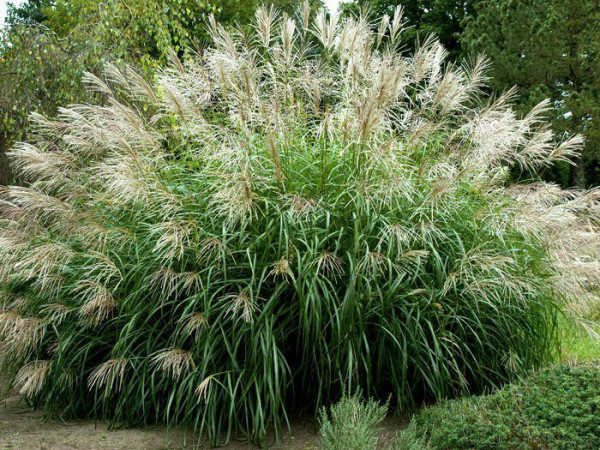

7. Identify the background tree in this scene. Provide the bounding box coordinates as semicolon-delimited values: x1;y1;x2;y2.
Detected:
461;0;599;187
41;0;217;61
214;0;323;27
0;25;98;184
5;0;52;25
1;0;217;184
340;0;480;58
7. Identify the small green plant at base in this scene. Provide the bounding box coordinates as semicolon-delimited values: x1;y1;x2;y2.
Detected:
391;423;432;450
401;363;600;449
319;393;388;450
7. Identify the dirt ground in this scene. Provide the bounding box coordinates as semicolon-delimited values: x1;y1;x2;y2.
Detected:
0;382;405;449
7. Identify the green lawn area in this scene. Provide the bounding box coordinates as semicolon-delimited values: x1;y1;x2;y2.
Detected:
560;317;600;361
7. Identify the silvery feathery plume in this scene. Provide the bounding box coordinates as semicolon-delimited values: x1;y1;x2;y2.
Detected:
15;360;50;398
150;348;196;379
88;358;130;393
223;290;260;324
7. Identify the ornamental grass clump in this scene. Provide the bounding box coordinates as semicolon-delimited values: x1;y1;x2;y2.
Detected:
1;4;599;444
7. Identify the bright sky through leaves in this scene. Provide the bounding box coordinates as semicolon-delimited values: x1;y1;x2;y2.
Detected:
0;0;341;25
325;0;342;12
1;0;25;25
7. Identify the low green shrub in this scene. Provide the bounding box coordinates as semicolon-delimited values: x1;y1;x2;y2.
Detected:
0;5;598;445
404;364;600;449
319;393;388;450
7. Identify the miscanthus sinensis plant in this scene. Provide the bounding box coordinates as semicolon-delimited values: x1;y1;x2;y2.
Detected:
1;4;599;444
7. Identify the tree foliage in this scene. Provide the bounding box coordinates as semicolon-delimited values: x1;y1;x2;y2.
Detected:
341;0;480;58
6;0;52;25
1;0;217;184
0;24;98;184
462;0;600;188
42;0;217;60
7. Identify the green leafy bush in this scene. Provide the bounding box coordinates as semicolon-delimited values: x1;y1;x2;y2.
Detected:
0;24;98;184
319;393;388;450
0;6;598;444
404;364;600;449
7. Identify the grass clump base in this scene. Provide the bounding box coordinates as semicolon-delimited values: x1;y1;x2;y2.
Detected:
0;4;598;445
403;364;600;449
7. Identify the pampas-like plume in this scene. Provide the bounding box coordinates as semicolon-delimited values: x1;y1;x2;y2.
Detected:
313;9;338;51
270;256;293;280
149;267;201;297
2;315;45;358
255;5;276;48
1;186;71;220
179;312;208;341
76;281;117;325
153;220;195;261
7;142;74;187
151;348;195;378
223;291;259;323
16;243;74;282
281;194;319;218
314;251;344;278
88;358;130;393
40;303;72;325
195;375;214;403
15;360;50;398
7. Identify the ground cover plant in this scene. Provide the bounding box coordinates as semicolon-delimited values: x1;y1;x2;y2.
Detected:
0;4;599;445
401;363;600;449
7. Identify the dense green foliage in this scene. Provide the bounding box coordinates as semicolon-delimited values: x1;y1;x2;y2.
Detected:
5;0;52;25
0;24;98;184
404;364;600;449
42;0;218;59
319;393;388;450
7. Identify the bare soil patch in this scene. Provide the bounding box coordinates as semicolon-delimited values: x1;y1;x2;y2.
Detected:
1;380;405;449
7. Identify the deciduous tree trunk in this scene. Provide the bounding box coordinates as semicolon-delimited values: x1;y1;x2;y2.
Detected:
0;134;12;186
